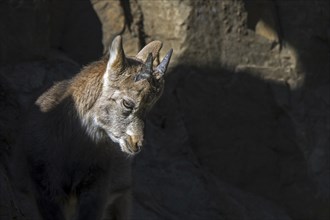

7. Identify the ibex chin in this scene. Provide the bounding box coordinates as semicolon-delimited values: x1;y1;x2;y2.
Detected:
9;36;173;220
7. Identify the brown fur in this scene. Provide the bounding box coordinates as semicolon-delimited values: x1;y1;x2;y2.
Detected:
36;56;107;115
9;36;172;220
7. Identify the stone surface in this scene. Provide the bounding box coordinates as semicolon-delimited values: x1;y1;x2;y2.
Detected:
0;0;329;220
91;0;143;57
0;0;50;64
132;74;292;220
50;0;103;65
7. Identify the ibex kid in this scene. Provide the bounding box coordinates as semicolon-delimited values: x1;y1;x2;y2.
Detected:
9;36;173;220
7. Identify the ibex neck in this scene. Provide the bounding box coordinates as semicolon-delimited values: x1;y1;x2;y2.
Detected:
68;57;109;143
70;57;107;118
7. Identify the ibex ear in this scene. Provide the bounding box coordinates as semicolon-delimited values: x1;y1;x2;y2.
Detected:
107;35;126;72
136;41;163;62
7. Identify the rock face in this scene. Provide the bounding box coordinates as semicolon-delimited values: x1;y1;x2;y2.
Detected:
0;0;49;64
0;0;329;220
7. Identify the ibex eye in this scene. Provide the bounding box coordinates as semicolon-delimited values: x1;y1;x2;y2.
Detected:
122;99;135;110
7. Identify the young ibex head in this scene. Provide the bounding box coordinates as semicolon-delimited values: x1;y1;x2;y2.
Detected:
93;36;173;155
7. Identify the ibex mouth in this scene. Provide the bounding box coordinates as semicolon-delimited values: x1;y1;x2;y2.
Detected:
105;131;141;155
119;136;142;155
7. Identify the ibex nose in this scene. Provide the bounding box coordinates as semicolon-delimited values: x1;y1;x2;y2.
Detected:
129;135;143;153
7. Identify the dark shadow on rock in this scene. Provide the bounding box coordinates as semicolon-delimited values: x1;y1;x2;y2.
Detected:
131;64;299;219
242;1;330;219
50;0;103;65
140;63;329;220
0;0;103;65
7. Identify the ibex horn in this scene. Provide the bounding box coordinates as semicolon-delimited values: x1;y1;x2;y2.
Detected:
145;53;153;72
156;49;173;75
134;53;153;82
